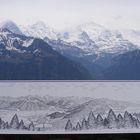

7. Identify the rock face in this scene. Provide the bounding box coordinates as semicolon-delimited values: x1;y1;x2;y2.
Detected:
65;109;140;131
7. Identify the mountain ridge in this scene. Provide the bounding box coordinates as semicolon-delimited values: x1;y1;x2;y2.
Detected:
0;27;91;80
1;20;140;80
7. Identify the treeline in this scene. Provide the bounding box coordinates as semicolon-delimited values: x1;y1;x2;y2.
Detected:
65;109;140;131
0;114;35;131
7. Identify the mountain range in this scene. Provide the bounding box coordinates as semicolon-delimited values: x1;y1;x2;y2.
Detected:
0;95;140;131
0;21;91;80
0;20;140;80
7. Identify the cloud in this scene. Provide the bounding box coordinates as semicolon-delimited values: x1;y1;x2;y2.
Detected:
114;16;122;20
0;0;139;30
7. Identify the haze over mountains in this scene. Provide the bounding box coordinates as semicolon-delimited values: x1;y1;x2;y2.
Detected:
0;20;140;80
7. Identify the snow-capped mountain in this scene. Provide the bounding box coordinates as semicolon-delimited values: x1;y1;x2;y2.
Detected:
46;22;138;79
58;22;137;55
19;21;137;55
0;28;34;53
20;21;58;40
18;21;138;56
19;21;140;79
1;20;140;80
120;29;140;47
0;27;91;80
0;20;23;35
1;20;138;56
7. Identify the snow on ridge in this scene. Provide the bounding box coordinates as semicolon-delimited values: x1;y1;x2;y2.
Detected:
58;22;136;55
119;29;140;47
22;39;34;48
0;20;139;56
0;28;34;52
20;21;58;40
0;20;23;35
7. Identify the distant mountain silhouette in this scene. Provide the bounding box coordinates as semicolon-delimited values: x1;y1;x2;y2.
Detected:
103;50;140;80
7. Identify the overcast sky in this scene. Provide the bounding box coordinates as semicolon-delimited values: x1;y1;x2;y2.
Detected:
0;82;140;102
0;0;140;30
